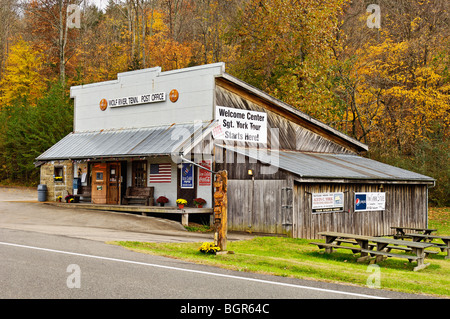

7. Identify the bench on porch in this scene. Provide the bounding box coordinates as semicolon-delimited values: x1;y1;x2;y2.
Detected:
122;186;154;206
78;185;91;203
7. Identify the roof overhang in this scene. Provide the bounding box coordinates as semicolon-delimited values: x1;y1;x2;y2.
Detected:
215;73;369;154
36;121;215;163
217;144;435;185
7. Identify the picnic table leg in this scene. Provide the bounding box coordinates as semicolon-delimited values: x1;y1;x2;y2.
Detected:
356;239;370;262
411;235;422;243
374;243;389;263
442;240;450;260
413;248;430;271
324;236;337;254
394;228;404;239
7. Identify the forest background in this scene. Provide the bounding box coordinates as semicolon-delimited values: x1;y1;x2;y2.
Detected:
0;0;448;206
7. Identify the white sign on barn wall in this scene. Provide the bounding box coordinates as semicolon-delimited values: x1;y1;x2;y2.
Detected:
215;106;267;143
355;192;386;212
312;192;344;213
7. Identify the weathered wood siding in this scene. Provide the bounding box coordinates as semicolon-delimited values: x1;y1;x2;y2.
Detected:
228;179;293;236
215;85;354;154
294;182;428;239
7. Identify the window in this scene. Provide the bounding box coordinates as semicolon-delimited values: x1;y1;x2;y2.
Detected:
54;166;64;182
132;161;147;187
96;172;104;181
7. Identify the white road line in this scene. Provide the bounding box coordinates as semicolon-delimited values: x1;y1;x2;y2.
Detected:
0;241;387;299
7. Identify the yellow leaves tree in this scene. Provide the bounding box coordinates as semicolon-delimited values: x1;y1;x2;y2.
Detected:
341;28;449;153
144;10;196;71
0;38;47;107
229;0;350;125
332;1;449;151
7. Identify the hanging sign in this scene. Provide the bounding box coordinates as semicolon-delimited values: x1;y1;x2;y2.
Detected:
215;106;267;143
198;160;212;186
106;92;166;108
355;192;386;212
312;192;344;213
181;163;194;189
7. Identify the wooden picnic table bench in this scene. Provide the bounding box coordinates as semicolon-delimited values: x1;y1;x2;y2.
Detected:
314;232;373;260
404;233;450;259
335;238;438;257
312;231;435;271
366;237;434;271
391;226;437;239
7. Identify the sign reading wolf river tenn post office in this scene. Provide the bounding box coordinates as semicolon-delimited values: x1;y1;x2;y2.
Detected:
107;92;166;108
215;106;267;143
312;192;344;213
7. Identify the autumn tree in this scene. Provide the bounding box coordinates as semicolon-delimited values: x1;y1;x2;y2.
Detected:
0;37;47;106
0;0;20;80
332;0;449;205
23;0;82;86
229;0;350;124
333;0;449;148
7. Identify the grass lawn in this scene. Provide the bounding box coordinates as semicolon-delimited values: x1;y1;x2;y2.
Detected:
111;207;450;298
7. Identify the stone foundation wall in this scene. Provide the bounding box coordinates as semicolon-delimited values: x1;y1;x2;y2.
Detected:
40;160;74;201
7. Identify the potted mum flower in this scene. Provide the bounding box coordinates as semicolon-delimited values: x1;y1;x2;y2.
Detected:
176;198;187;209
156;196;169;206
65;194;74;203
193;198;206;208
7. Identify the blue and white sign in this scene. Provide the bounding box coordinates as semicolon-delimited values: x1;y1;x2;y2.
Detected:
181;163;194;189
355;192;385;212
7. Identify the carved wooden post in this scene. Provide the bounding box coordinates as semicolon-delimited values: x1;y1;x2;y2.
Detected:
213;170;228;251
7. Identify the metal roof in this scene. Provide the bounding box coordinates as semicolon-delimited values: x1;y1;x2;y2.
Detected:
36;122;214;161
219;145;434;183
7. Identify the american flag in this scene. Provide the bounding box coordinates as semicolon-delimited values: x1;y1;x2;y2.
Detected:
149;163;172;183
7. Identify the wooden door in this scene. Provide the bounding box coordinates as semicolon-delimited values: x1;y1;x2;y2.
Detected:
107;162;121;204
91;163;107;204
227;179;292;235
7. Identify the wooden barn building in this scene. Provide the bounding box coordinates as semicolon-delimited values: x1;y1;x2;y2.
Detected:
36;63;435;239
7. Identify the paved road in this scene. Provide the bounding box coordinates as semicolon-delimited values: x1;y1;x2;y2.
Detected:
0;187;436;303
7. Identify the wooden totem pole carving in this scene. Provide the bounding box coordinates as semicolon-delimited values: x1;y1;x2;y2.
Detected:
213;170;228;251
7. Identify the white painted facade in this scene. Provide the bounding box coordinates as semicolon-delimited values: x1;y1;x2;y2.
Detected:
68;63;227;209
70;63;225;132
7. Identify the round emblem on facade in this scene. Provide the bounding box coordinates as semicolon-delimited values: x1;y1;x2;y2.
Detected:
99;98;108;111
169;89;179;103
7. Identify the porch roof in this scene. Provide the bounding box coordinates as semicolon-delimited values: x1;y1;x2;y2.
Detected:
36;122;214;161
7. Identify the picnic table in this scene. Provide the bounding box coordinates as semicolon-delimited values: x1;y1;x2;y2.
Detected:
313;232;371;258
391;226;437;239
312;231;435;271
404;233;450;259
366;237;433;271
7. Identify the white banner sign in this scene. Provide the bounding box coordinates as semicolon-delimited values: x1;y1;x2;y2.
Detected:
215;106;267;143
108;92;166;108
312;192;344;213
355;192;385;212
